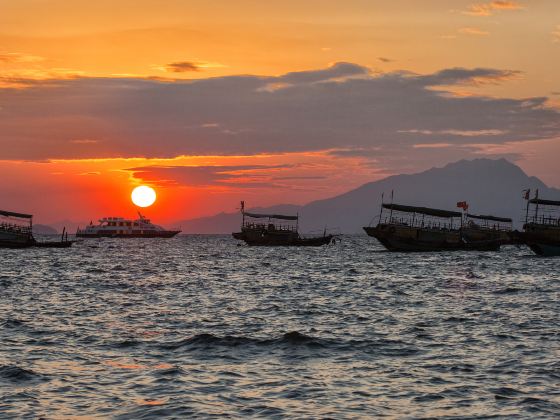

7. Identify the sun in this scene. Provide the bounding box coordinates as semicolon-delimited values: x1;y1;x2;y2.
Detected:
131;185;156;208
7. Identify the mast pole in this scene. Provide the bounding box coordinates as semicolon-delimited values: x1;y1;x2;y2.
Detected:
389;190;394;222
379;192;384;223
524;189;531;225
534;189;539;223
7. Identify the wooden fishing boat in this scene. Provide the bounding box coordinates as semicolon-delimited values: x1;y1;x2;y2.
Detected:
462;213;514;246
520;191;560;256
0;210;74;248
363;200;510;252
232;202;333;246
0;210;35;248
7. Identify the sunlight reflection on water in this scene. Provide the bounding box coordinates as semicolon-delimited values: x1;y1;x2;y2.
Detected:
1;235;559;418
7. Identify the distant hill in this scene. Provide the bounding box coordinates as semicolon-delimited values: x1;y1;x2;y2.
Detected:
175;158;560;233
32;224;58;235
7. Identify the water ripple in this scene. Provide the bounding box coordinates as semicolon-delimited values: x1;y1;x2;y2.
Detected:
0;235;558;418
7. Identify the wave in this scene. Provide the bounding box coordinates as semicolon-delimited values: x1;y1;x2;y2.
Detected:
1;318;26;329
0;365;44;383
156;331;420;357
159;331;328;351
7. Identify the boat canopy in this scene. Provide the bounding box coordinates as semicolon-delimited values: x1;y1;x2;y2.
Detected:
467;213;512;223
382;203;462;218
529;198;560;207
244;212;298;221
0;209;33;219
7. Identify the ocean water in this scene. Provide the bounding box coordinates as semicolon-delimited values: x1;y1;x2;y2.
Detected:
1;235;559;419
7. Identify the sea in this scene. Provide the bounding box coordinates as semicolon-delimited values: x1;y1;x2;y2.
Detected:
1;235;559;419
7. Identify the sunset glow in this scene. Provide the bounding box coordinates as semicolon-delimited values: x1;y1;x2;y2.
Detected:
1;0;559;227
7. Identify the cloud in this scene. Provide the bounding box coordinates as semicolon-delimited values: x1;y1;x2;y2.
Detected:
377;57;394;63
71;139;99;144
0;63;558;163
163;61;226;73
553;26;560;43
459;27;490;36
0;52;44;63
400;129;507;137
125;164;290;187
464;1;524;17
164;61;201;72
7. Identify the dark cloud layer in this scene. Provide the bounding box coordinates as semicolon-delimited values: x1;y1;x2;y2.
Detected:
125;164;289;187
0;62;558;161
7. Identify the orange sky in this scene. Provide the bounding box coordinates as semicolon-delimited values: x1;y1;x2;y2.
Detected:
1;0;559;226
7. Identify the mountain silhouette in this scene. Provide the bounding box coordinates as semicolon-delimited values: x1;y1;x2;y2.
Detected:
175;158;560;233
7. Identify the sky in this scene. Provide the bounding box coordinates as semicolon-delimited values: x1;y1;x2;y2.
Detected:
1;0;559;225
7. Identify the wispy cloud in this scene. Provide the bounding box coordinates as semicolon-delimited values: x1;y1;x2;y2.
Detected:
459;27;490;36
164;61;201;72
377;57;394;63
70;139;99;144
553;26;560;43
0;52;44;63
401;129;507;137
464;1;524;17
163;61;225;73
125;164;290;187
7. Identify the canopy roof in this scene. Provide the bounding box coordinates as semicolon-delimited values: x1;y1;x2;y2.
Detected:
529;198;560;207
0;209;33;219
467;213;512;223
383;203;461;218
244;212;298;221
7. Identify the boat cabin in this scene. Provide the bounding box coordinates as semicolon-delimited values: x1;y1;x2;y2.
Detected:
524;198;560;227
465;213;512;231
379;203;463;231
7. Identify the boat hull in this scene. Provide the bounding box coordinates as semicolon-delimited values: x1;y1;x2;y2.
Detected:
232;230;333;246
526;243;560;257
363;224;502;252
76;231;180;238
521;224;560;256
0;230;34;248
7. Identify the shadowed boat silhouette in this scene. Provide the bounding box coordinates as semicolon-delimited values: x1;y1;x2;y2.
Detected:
519;189;560;256
232;201;334;246
363;195;512;252
0;209;73;248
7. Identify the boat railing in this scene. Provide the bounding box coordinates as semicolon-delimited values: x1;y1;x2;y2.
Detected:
243;221;298;232
464;220;512;231
526;215;560;227
381;215;461;231
0;222;32;235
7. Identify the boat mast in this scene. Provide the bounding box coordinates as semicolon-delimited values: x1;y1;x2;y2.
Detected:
389;190;394;222
379;192;384;222
524;188;531;225
241;201;245;227
534;189;539;223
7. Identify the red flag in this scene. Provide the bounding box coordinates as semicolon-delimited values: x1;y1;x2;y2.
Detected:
522;189;530;200
456;201;469;211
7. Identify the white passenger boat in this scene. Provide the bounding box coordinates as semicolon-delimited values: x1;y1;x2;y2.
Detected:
76;213;180;238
